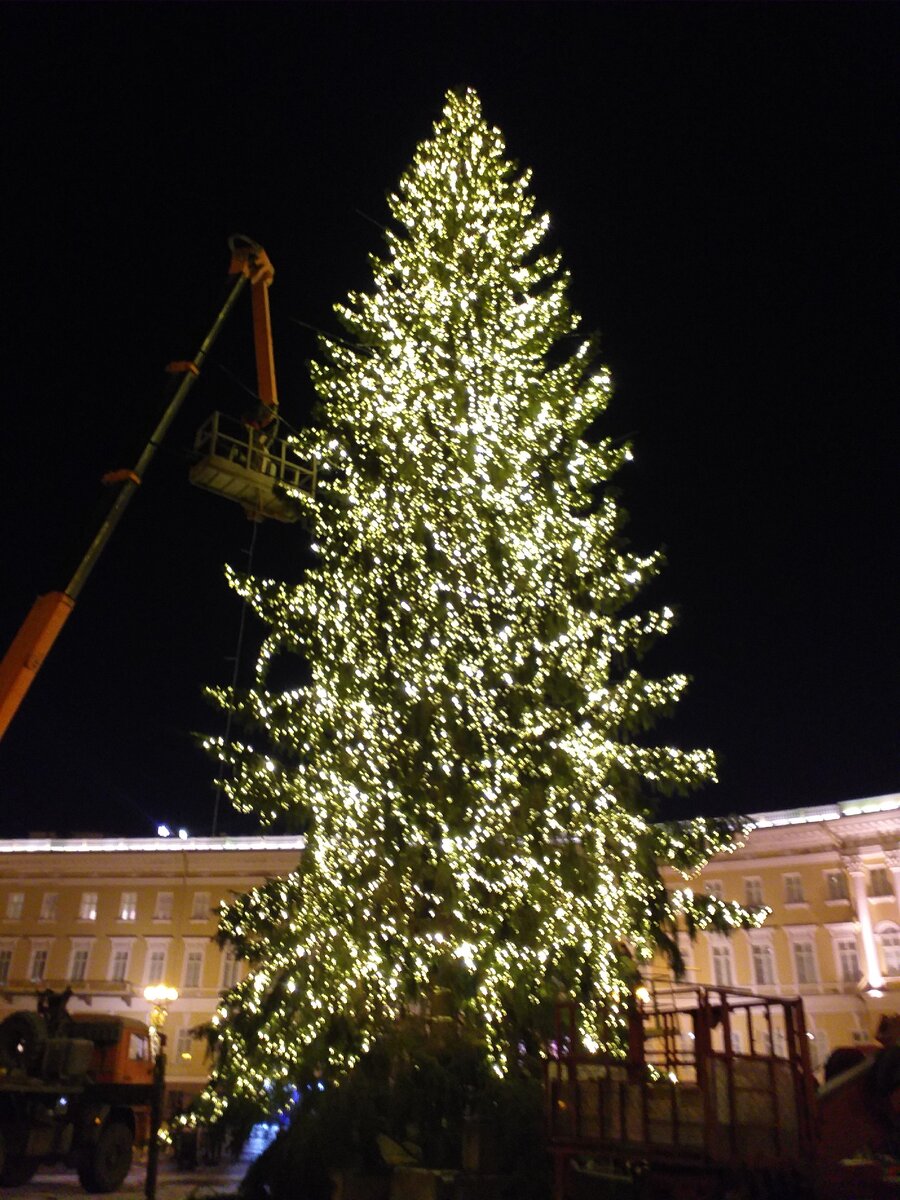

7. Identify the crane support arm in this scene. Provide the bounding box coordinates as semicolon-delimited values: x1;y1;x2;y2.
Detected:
228;236;278;424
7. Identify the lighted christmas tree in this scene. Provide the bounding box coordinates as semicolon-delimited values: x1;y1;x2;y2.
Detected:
201;89;765;1116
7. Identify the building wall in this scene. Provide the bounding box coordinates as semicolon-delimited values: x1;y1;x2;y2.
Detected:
1;794;899;1094
656;793;900;1074
0;835;304;1097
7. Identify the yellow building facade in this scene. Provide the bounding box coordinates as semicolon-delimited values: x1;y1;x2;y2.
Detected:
658;792;900;1074
1;793;898;1095
0;834;303;1099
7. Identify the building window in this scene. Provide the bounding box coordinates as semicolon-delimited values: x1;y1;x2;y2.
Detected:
221;948;240;989
752;942;776;986
79;892;98;922
705;880;724;900
808;1030;829;1074
110;948;130;983
744;878;764;907
190;892;210;921
5;892;24;920
793;939;817;984
0;948;12;984
881;929;900;975
711;944;734;987
761;1027;787;1057
154;892;174;922
175;1027;194;1060
870;868;894;898
30;948;48;982
784;874;805;904
677;932;695;975
119;892;137;922
145;949;167;986
70;947;90;982
183;949;204;989
128;1032;150;1062
825;871;849;902
40;892;59;922
835;937;862;983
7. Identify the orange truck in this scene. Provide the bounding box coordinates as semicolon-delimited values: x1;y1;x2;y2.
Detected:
0;995;154;1191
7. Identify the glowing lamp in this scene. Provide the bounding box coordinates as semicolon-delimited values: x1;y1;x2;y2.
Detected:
144;984;179;1006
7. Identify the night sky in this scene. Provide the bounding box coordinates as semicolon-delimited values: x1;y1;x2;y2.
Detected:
1;4;896;838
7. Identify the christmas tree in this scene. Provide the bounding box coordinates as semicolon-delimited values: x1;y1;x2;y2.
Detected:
201;89;765;1116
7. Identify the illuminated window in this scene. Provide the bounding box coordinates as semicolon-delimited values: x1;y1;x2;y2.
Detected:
70;947;89;982
146;949;167;986
793;940;817;984
154;892;174;921
110;948;130;983
183;949;204;989
711;943;734;987
40;892;58;922
744;878;763;907
5;892;24;920
175;1027;194;1059
825;871;849;901
752;943;776;986
808;1030;829;1074
880;929;900;975
221;948;240;989
30;948;48;982
705;880;724;899
190;892;210;921
870;868;893;898
119;892;137;922
784;874;805;904
128;1033;149;1061
0;948;12;984
79;892;98;922
835;937;861;983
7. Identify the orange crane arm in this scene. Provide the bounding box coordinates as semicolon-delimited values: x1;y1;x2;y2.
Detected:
228;236;278;426
0;593;75;739
0;238;275;741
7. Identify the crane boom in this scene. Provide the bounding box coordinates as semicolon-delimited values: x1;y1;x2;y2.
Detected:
0;237;277;742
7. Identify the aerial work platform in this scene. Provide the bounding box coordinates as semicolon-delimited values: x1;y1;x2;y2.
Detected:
190;410;316;523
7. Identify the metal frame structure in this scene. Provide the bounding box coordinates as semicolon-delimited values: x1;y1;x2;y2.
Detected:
546;982;817;1197
189;410;316;523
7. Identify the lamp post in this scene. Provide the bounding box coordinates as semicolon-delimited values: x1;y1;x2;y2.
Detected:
143;984;178;1200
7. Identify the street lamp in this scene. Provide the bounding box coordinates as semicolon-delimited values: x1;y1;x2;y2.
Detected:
143;984;178;1200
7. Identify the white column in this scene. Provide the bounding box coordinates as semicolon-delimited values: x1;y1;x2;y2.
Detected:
844;856;884;990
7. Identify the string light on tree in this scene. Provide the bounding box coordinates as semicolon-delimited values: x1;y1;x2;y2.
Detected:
199;88;765;1118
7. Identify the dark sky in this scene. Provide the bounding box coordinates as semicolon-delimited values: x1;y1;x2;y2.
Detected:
0;3;896;838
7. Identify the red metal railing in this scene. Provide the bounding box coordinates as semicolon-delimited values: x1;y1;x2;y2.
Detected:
545;982;816;1183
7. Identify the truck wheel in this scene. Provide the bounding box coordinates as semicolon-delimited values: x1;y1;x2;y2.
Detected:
0;1156;40;1186
77;1121;133;1194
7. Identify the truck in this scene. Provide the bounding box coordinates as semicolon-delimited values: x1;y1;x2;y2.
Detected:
0;989;154;1192
546;980;900;1200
